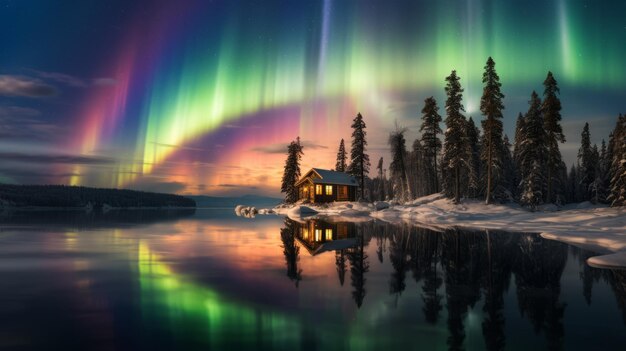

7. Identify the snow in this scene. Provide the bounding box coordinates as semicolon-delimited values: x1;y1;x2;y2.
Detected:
257;195;626;268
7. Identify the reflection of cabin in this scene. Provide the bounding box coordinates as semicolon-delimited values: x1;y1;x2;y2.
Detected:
293;219;357;255
295;168;357;203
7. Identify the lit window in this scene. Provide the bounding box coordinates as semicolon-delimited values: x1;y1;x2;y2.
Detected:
325;185;333;195
338;186;348;198
325;229;333;241
315;229;322;241
315;185;323;195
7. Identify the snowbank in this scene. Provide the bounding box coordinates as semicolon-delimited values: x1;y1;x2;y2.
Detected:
256;195;626;268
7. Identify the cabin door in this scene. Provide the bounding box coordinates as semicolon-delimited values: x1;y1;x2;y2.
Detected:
309;185;314;202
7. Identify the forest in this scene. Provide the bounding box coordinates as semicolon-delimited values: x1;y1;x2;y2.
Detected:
0;184;196;209
281;57;626;210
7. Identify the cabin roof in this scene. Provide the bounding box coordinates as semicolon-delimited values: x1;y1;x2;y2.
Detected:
295;168;358;186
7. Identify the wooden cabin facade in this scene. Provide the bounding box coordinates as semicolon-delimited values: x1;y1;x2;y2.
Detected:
295;168;357;203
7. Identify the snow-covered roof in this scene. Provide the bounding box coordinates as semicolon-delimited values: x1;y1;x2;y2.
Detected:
296;168;358;186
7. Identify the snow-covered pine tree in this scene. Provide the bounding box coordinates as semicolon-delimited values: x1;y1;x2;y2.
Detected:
389;127;411;202
608;114;626;206
542;72;566;204
280;137;304;203
501;134;515;201
466;117;481;198
348;112;370;200
441;70;469;203
589;143;608;204
420;96;442;193
518;91;547;209
479;57;505;204
335;138;347;172
578;123;594;201
520;159;543;211
512;112;525;197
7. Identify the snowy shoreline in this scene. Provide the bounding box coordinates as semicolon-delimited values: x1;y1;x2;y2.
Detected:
250;193;626;269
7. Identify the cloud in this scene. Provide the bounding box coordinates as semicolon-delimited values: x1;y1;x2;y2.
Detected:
251;140;328;154
33;70;86;88
0;75;57;97
0;152;115;165
0;106;65;141
93;78;117;86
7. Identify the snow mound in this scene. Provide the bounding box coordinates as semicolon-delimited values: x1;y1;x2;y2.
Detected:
287;205;318;220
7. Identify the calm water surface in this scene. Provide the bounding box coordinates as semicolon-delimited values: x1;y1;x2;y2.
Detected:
0;209;625;350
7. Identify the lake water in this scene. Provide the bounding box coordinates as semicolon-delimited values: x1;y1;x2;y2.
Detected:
0;208;625;350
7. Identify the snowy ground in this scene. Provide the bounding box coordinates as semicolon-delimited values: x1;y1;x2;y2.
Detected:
256;193;626;269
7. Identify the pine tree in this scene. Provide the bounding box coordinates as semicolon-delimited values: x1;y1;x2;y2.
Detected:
377;157;386;201
608;114;626;206
501;135;515;200
518;91;546;210
466;117;481;198
480;57;505;204
512;112;526;197
348;112;370;200
280;137;304;203
542;72;566;204
335;138;347;172
578;123;594;201
420;96;443;193
441;70;469;203
389;126;411;202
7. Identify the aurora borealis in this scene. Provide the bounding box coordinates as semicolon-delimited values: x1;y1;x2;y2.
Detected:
0;0;624;195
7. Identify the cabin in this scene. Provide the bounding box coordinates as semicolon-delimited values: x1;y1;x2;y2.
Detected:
293;219;357;256
295;168;357;203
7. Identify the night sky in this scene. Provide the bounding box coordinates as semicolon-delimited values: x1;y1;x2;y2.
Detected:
0;0;624;196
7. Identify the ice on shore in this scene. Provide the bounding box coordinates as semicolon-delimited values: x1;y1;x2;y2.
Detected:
255;194;626;268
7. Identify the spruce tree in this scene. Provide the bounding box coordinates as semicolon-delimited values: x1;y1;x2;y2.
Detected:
501;134;515;200
578;123;594;201
377;157;386;201
280;137;304;203
441;70;469;203
542;72;566;204
335;139;347;172
518;91;546;210
608;114;626;206
348;112;370;200
512;112;526;197
479;57;505;204
466;117;481;198
389;127;411;201
567;164;578;203
420;96;442;193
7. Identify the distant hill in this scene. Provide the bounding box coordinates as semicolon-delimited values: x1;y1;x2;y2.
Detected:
189;194;281;208
0;184;196;209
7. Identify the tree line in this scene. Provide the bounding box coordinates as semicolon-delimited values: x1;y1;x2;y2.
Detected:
281;57;625;209
0;184;196;208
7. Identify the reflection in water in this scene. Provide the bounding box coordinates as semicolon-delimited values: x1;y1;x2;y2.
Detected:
281;218;626;350
2;210;626;350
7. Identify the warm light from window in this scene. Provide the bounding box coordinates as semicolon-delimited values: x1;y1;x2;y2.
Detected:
325;229;332;241
315;229;322;241
325;185;333;195
315;185;322;195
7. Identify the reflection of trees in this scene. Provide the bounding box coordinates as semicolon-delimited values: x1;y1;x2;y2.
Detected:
440;229;483;351
335;249;347;286
389;224;410;301
481;230;514;351
608;270;626;325
280;219;302;287
348;227;369;308
408;227;442;324
514;235;568;351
